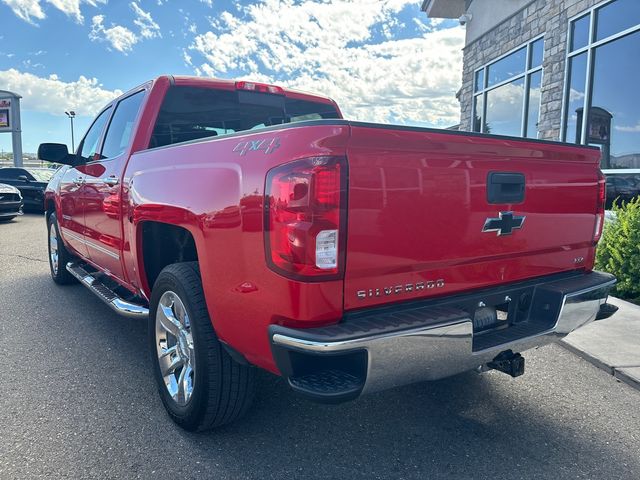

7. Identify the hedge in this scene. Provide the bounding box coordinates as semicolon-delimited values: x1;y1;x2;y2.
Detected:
595;197;640;302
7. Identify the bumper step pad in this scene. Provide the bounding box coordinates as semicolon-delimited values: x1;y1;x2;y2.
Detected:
289;369;364;403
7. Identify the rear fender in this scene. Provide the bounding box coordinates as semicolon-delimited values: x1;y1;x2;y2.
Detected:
128;163;242;306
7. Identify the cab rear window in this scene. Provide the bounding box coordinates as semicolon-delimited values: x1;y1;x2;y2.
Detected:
150;86;339;148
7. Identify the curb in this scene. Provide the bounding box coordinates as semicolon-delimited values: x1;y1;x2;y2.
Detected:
559;296;640;392
614;369;640;391
559;340;614;375
559;340;640;391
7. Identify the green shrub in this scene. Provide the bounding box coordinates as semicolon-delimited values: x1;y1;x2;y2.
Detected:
595;197;640;301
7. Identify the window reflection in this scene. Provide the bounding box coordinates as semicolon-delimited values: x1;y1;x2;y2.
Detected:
526;71;542;138
487;47;526;88
564;53;587;143
474;69;484;93
570;14;590;51
472;38;543;137
590;30;640;169
596;0;640;41
529;38;544;68
473;95;485;132
485;78;525;137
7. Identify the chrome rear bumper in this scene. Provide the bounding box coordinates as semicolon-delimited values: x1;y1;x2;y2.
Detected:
270;271;616;402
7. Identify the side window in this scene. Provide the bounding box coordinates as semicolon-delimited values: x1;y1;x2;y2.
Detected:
101;91;145;159
0;168;20;180
78;107;112;162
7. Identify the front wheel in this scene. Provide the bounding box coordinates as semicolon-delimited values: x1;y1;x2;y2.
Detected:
47;212;76;284
149;262;255;431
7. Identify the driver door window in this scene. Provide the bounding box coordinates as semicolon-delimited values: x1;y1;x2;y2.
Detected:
78;107;112;162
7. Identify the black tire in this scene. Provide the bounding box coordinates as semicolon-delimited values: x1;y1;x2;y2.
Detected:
0;216;16;222
47;212;76;285
149;262;255;431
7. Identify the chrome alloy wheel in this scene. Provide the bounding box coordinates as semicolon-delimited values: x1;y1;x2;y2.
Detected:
49;223;59;275
155;291;196;406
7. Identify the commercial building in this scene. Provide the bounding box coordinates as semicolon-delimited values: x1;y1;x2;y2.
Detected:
422;0;640;203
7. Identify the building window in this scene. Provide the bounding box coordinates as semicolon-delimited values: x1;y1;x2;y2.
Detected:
562;0;640;170
472;37;544;138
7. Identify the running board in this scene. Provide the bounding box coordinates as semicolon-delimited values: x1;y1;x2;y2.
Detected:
66;262;149;319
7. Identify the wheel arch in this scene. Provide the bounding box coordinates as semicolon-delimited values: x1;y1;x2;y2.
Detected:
136;219;201;295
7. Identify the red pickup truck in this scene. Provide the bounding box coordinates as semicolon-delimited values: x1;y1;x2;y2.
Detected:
41;75;616;431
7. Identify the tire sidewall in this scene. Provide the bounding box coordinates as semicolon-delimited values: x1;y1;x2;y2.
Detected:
149;267;212;428
47;213;62;281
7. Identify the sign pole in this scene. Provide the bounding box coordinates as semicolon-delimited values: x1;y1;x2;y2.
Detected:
11;97;23;167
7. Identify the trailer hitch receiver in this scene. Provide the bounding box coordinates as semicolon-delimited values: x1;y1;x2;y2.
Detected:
488;350;525;378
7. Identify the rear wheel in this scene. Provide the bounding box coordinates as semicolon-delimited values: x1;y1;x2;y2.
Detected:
47;212;76;284
149;262;255;431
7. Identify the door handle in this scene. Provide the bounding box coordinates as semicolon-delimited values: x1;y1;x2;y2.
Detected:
73;177;84;186
487;172;525;204
103;175;119;187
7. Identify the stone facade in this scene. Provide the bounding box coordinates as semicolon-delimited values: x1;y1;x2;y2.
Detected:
459;0;601;140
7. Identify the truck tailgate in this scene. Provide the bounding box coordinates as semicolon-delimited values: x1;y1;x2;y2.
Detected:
344;123;602;310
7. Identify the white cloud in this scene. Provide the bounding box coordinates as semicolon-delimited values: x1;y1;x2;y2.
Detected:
0;68;121;116
1;0;105;24
1;0;45;23
615;123;640;133
131;2;161;39
189;0;464;126
46;0;105;23
89;4;160;53
89;14;139;53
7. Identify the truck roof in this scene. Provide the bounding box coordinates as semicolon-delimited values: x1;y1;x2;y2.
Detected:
150;75;338;106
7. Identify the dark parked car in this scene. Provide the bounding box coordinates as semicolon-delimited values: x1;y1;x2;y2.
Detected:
0;183;23;221
605;174;639;208
0;167;55;211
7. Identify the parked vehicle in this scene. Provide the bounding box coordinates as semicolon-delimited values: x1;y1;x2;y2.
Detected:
0;167;54;211
604;173;640;208
0;183;23;221
40;76;617;431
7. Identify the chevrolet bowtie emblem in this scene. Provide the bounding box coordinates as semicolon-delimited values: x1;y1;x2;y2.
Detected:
482;211;525;236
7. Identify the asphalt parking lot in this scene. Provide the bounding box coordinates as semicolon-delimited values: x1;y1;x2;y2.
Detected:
1;214;639;479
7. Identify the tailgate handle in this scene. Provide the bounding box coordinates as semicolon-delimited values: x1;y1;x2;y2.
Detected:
487;172;525;204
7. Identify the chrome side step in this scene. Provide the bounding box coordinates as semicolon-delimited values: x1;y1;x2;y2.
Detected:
66;262;149;319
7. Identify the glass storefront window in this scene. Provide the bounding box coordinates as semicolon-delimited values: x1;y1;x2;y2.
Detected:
529;38;544;68
526;70;542;138
596;0;640;41
473;95;484;133
485;78;525;137
564;52;587;144
564;0;640;173
474;69;484;93
590;29;640;169
570;14;591;51
486;47;526;88
472;37;543;137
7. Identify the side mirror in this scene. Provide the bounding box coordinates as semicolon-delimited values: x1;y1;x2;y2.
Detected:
38;143;75;165
17;175;30;182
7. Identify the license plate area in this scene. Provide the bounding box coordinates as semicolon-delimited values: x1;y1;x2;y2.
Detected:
469;286;534;335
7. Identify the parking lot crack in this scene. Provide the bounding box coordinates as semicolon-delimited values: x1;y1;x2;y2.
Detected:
0;252;48;263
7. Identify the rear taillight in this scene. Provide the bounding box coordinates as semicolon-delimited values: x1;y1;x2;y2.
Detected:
594;170;606;242
264;156;347;280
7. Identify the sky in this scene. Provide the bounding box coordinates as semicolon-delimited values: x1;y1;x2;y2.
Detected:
0;0;464;154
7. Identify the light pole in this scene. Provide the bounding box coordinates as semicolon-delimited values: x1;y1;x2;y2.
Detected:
65;110;76;152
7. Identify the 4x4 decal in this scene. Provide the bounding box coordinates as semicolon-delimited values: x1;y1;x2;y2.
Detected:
233;137;281;156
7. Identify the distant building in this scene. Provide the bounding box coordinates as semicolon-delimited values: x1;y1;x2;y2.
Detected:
421;0;640;175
